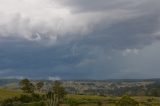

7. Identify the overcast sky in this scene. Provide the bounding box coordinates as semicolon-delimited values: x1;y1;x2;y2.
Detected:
0;0;160;80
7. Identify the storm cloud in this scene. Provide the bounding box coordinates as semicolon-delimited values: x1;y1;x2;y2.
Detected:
0;0;160;79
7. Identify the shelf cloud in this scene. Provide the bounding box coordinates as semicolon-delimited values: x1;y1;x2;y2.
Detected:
0;0;160;79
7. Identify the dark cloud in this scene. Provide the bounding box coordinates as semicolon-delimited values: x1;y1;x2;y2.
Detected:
55;0;138;13
0;0;160;79
55;0;160;13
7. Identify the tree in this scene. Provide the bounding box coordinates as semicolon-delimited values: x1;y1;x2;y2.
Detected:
36;81;44;92
46;81;67;106
116;95;139;106
52;81;66;100
19;79;35;93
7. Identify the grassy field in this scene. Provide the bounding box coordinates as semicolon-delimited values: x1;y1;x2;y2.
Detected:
66;95;160;106
0;89;22;101
0;89;160;106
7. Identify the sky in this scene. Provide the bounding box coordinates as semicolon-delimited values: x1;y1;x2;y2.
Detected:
0;0;160;80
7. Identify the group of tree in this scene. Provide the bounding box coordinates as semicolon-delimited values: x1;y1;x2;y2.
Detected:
19;79;44;93
98;82;160;97
1;79;66;106
3;79;160;106
1;93;44;106
45;81;67;106
145;82;160;97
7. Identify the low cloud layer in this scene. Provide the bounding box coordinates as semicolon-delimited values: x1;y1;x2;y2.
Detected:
0;0;160;79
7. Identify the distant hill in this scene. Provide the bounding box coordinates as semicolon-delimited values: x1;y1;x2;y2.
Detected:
0;78;160;96
0;79;19;86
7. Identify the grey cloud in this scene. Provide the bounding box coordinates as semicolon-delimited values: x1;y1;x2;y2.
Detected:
55;0;136;12
0;0;160;79
55;0;160;13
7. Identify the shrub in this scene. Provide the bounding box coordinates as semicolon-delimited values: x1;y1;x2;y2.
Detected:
116;95;139;106
1;94;43;106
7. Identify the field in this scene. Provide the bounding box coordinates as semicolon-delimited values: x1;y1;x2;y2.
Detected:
0;89;160;106
0;89;22;101
66;95;160;106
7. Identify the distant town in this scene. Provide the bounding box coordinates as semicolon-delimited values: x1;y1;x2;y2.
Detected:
1;78;160;96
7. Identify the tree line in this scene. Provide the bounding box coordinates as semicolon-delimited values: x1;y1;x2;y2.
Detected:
1;79;66;106
1;79;157;106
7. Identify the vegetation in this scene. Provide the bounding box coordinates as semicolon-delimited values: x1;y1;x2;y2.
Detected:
0;89;22;101
146;82;160;97
1;94;44;106
46;81;67;106
19;79;35;93
0;90;160;106
116;95;139;106
0;79;160;106
36;81;44;92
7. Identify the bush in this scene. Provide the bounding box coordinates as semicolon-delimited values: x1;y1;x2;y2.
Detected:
1;94;43;106
116;95;139;106
65;98;80;106
17;101;45;106
19;94;42;103
1;97;20;106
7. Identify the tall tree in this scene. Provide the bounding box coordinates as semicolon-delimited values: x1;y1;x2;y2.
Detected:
36;81;44;92
19;79;35;93
53;81;66;100
46;81;67;106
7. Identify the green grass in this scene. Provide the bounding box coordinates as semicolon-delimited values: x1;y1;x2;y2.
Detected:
0;88;22;101
17;101;45;106
0;89;160;106
66;95;160;106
